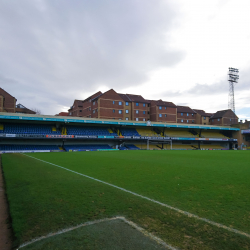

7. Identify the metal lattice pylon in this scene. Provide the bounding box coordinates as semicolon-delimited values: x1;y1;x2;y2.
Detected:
228;68;239;113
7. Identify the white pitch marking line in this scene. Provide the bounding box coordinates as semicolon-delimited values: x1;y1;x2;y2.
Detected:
24;154;250;239
17;216;176;250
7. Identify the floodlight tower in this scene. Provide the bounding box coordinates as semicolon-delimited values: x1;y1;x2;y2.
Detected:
228;67;239;113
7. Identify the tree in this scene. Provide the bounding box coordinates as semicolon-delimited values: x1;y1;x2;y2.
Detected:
31;108;43;115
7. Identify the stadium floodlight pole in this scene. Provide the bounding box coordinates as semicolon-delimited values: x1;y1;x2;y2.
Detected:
228;67;239;114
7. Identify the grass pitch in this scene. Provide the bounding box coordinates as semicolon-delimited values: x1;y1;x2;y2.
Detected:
2;150;250;249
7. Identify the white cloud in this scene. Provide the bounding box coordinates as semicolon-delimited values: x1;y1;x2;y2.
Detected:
0;0;250;118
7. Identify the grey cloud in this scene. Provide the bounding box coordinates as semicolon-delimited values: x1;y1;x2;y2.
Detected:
0;0;185;114
160;67;250;100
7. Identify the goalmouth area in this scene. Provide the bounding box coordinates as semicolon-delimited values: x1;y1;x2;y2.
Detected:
1;150;250;249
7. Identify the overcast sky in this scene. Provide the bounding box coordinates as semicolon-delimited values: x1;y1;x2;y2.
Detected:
0;0;249;119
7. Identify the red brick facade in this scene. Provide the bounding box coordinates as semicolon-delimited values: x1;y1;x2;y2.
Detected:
0;88;16;113
177;106;196;124
150;100;177;122
210;109;238;126
67;89;239;125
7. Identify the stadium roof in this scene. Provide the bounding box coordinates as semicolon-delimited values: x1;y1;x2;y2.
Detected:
0;112;240;131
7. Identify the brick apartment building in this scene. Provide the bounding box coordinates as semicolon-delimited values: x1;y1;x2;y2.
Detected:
177;106;197;124
0;88;35;114
150;100;177;122
15;104;36;114
210;109;238;126
193;109;213;125
0;88;17;113
67;88;239;125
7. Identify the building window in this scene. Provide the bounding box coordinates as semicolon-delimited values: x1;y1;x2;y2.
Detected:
126;117;129;120
119;101;122;105
192;120;194;123
136;118;139;121
93;101;95;105
126;109;129;114
187;120;189;123
181;119;183;122
143;103;145;107
165;114;167;117
126;102;129;106
113;101;115;104
181;113;183;116
93;110;95;114
165;107;167;109
96;109;98;112
119;118;122;120
203;117;206;120
218;118;220;121
79;110;82;112
89;107;91;111
159;106;162;110
159;114;162;117
143;111;146;114
119;110;122;114
230;118;232;121
113;109;115;113
192;113;194;116
69;112;72;115
187;113;189;116
143;118;146;121
136;110;139;114
136;103;139;106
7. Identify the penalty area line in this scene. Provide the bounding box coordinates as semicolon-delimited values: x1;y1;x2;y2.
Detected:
24;154;250;239
18;217;176;250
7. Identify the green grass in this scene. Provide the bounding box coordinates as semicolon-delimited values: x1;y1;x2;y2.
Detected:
2;150;250;249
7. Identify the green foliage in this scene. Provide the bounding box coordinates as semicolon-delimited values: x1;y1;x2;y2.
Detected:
2;151;250;249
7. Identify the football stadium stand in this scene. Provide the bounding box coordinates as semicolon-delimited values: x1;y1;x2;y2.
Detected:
125;144;140;150
0;123;61;135
0;112;241;152
64;144;113;151
164;129;198;138
200;145;225;150
66;126;117;136
171;144;195;150
200;130;228;139
135;144;161;150
119;128;141;136
0;145;60;151
136;128;160;137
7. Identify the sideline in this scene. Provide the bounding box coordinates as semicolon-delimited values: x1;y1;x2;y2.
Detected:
25;154;250;239
18;216;176;250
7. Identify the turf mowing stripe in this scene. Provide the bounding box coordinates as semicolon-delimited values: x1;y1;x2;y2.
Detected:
24;154;250;239
18;217;176;250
